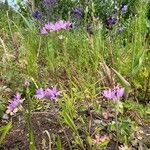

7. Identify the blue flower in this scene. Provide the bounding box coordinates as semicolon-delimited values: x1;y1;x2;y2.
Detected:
118;27;123;33
73;7;83;18
121;4;128;14
106;16;117;26
32;10;42;19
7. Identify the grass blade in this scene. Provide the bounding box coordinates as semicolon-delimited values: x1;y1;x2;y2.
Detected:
111;67;131;99
62;111;78;134
0;122;12;144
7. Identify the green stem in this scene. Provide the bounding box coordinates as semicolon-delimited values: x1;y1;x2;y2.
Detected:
30;0;35;12
143;73;150;101
26;88;36;150
115;99;119;150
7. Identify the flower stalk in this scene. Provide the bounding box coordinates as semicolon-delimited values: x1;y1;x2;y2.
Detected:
114;98;119;149
26;87;36;150
102;86;124;149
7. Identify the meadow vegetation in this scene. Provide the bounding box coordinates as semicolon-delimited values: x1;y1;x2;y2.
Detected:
0;0;150;149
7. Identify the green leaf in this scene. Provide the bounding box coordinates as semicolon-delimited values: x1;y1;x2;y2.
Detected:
132;49;146;75
87;136;92;147
116;101;124;114
17;12;33;30
0;104;4;118
56;135;62;150
97;140;109;148
62;111;78;134
0;122;12;144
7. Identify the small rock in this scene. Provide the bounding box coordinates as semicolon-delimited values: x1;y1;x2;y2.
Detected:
2;114;9;120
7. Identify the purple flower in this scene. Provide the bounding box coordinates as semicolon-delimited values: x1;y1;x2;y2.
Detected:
45;87;60;100
114;87;124;99
40;27;48;35
44;22;55;31
14;92;21;101
121;5;128;14
117;27;123;33
102;86;124;100
40;20;72;34
54;20;66;30
32;10;42;19
73;7;83;18
103;89;115;100
35;88;45;99
6;92;23;115
106;16;117;26
35;87;61;100
54;20;72;31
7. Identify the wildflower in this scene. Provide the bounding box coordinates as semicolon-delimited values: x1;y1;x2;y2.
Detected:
45;87;60;100
102;86;124;100
114;86;124;99
117;27;123;33
41;20;72;34
54;20;66;30
73;7;83;18
106;16;117;27
14;92;21;101
35;88;45;99
103;89;115;100
6;92;23;115
54;20;72;31
40;27;48;35
32;10;42;19
35;87;61;100
44;22;55;31
121;4;128;14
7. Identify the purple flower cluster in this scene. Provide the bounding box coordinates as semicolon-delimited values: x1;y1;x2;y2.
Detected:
103;86;124;100
41;20;72;35
105;4;128;31
35;87;61;100
6;92;23;115
106;16;117;27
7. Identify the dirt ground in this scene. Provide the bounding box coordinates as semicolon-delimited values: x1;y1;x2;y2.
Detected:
1;112;150;150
